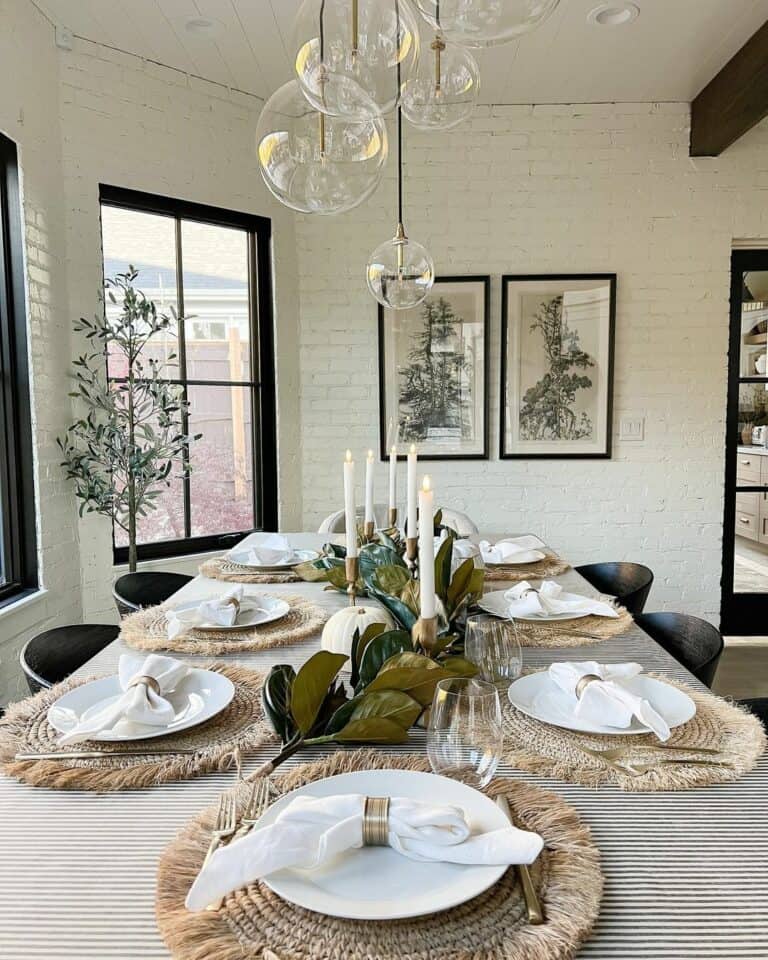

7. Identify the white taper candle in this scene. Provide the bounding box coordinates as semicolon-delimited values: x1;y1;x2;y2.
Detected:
418;475;436;618
406;443;418;539
344;449;357;558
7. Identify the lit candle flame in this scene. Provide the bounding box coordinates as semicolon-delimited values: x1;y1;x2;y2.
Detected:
367;449;374;460
345;449;353;463
410;443;417;454
390;445;397;456
422;475;431;492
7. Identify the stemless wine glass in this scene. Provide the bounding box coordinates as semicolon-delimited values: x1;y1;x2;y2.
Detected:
465;614;523;687
427;677;503;788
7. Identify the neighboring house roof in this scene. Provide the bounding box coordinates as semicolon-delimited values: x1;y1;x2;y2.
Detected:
103;257;242;291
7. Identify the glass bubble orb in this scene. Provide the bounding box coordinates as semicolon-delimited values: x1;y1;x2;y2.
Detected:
292;0;421;116
414;0;561;47
255;80;388;215
401;34;480;130
366;229;435;309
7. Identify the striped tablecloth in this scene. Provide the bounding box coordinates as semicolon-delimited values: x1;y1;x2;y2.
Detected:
1;532;766;959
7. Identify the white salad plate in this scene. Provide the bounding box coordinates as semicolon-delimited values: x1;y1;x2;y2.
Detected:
507;672;696;736
47;668;235;742
170;595;290;631
227;548;319;570
257;769;510;920
479;588;593;622
485;549;546;567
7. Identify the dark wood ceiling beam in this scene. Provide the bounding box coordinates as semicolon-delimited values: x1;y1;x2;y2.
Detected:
691;19;768;157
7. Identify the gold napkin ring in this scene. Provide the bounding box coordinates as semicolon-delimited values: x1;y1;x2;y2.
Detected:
128;675;161;696
362;796;390;847
223;596;241;615
575;673;602;699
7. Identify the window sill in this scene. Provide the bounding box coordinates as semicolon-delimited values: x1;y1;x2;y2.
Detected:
112;549;221;575
0;586;48;620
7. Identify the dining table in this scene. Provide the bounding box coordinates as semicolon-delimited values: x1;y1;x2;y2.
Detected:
1;530;766;959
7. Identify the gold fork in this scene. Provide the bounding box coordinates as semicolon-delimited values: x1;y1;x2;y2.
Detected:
583;744;725;762
581;746;731;778
202;792;238;870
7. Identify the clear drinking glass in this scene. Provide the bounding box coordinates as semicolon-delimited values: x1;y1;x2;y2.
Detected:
427;677;503;788
465;614;523;687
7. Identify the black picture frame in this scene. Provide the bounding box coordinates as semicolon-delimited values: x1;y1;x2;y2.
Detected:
500;273;617;460
378;275;490;461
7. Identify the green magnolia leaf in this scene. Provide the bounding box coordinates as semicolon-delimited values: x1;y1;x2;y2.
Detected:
440;656;479;677
359;544;407;591
294;560;332;583
374;593;418;631
447;558;475;616
324;542;347;559
329;717;410;744
433;509;443;531
351;621;389;688
323;696;359;736
435;536;453;598
355;630;413;692
371;564;411;597
400;578;421;617
350;689;421;729
365;655;452;706
290;651;348;734
262;665;296;744
468;568;485;598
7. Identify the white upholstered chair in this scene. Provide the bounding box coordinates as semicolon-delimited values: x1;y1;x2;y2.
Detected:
317;505;479;537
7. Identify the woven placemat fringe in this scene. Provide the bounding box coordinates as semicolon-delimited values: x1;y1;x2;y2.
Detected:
200;557;300;584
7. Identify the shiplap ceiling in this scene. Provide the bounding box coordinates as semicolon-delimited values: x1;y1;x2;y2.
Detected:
35;0;768;104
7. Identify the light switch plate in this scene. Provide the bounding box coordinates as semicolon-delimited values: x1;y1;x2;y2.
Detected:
619;416;645;442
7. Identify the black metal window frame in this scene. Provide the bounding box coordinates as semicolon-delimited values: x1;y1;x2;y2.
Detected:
0;133;38;607
99;185;278;565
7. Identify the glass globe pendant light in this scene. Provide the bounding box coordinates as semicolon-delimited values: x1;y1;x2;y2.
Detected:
255;79;388;215
413;0;562;47
292;0;421;118
400;30;480;130
366;105;434;309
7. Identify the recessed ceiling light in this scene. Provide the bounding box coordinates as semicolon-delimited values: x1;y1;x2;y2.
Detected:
183;16;225;38
587;3;640;26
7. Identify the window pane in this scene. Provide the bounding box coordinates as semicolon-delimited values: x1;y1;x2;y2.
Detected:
181;220;251;382
113;471;186;548
101;205;180;376
188;384;255;537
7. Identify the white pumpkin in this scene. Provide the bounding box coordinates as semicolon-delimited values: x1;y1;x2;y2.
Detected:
320;605;395;659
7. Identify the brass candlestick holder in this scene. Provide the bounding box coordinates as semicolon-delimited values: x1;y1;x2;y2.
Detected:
405;537;418;576
345;556;360;606
364;520;375;543
388;506;398;528
412;615;438;656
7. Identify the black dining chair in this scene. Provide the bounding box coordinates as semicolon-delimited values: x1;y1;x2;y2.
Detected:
112;571;194;618
575;562;654;615
635;612;724;688
20;624;121;694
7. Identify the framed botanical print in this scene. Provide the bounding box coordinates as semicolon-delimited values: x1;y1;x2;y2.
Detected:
378;275;490;460
501;274;616;459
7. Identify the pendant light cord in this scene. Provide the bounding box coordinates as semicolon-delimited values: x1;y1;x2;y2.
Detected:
396;0;404;228
320;0;326;62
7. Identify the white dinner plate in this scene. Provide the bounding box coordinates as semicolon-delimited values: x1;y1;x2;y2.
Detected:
46;668;235;742
485;549;546;567
169;595;290;631
507;672;696;736
257;769;510;920
479;588;593;622
226;548;319;571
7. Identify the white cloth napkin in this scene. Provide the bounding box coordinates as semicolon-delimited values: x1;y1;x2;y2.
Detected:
185;792;544;911
505;580;619;619
434;532;483;571
479;536;546;565
241;533;294;566
58;654;191;745
548;660;671;741
166;586;244;640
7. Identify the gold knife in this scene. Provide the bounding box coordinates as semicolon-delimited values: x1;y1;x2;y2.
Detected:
14;748;198;760
497;795;545;925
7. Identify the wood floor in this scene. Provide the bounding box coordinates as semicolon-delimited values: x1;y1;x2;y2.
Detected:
714;639;768;699
734;537;768;593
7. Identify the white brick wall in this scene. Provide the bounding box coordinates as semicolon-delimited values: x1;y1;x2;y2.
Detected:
0;0;81;704
296;103;768;622
4;7;768;702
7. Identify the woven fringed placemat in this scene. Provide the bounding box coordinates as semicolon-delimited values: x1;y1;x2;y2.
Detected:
200;557;300;584
157;750;602;960
0;663;277;792
502;672;766;792
484;554;571;584
513;606;633;647
121;595;328;655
